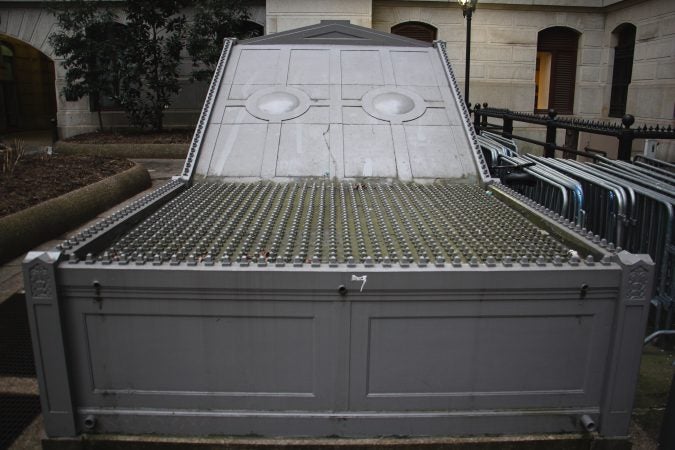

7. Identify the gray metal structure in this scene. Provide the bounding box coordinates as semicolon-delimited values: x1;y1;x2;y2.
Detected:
24;22;653;440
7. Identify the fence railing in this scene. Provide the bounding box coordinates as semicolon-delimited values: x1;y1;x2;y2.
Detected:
474;107;675;334
472;104;675;161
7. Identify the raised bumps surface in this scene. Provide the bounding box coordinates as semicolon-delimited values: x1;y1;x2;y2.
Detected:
98;181;575;266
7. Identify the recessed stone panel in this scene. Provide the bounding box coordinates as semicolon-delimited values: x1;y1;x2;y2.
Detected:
341;50;384;85
343;125;397;178
207;124;267;177
276;124;332;177
288;49;331;85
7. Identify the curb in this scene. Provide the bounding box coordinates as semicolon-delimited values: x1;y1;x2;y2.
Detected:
55;142;188;159
0;164;151;265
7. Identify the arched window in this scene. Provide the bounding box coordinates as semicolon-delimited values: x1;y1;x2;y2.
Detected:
391;22;437;43
609;23;636;118
535;27;580;115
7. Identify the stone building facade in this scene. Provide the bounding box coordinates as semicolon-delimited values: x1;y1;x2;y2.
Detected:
0;0;673;150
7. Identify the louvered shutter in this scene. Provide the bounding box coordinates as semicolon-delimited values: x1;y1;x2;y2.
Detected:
537;27;579;115
549;50;577;114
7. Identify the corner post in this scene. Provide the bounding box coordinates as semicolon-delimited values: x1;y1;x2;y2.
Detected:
473;104;481;135
503;115;514;140
544;109;558;158
599;251;654;436
23;251;77;437
617;114;635;161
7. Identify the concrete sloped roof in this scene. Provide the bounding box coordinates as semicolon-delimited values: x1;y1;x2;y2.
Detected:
193;22;481;183
241;20;432;47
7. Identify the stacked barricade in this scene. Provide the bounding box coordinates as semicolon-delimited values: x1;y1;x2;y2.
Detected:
477;133;675;332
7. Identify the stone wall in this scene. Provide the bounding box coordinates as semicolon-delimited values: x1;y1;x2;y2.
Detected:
1;0;672;144
265;0;372;33
373;0;674;156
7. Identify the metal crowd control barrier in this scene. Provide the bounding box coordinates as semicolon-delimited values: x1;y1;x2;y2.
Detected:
634;155;675;173
495;153;674;332
526;155;627;247
499;154;584;225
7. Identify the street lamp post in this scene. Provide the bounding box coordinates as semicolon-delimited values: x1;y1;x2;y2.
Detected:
458;0;478;106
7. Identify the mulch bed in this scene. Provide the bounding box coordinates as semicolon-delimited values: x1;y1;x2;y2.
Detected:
64;129;193;145
0;154;133;218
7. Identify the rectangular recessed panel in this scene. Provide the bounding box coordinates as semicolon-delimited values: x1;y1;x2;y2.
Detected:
342;106;385;125
343;125;396;178
405;108;450;126
341;50;384;85
233;49;281;85
366;315;593;394
222;107;267;124
405;125;473;179
207;124;267;177
288;49;330;85
284;106;329;124
86;314;316;393
341;85;379;101
290;84;331;100
391;51;437;86
277;124;331;177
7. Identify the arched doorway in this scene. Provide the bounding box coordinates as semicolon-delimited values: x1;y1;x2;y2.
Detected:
534;27;580;115
0;34;56;133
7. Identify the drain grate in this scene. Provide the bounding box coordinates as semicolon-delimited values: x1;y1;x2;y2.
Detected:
0;293;36;377
0;394;40;449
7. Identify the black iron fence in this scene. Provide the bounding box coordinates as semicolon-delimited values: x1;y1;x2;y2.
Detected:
472;104;675;161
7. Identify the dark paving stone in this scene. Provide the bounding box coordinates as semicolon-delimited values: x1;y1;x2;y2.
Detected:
0;393;40;449
0;293;36;377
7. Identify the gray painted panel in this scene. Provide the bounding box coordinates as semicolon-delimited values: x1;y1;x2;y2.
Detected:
288;49;331;85
64;296;343;411
85;314;315;393
340;50;384;85
349;298;614;411
343;125;396;178
366;315;593;393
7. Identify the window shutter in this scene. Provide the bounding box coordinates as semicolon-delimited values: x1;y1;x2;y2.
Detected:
536;27;579;115
549;50;577;115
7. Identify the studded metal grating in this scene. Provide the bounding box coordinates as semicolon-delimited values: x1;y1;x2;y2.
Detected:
98;181;573;266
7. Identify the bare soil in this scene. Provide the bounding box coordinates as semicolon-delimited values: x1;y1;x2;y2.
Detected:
63;129;193;145
0;154;133;218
